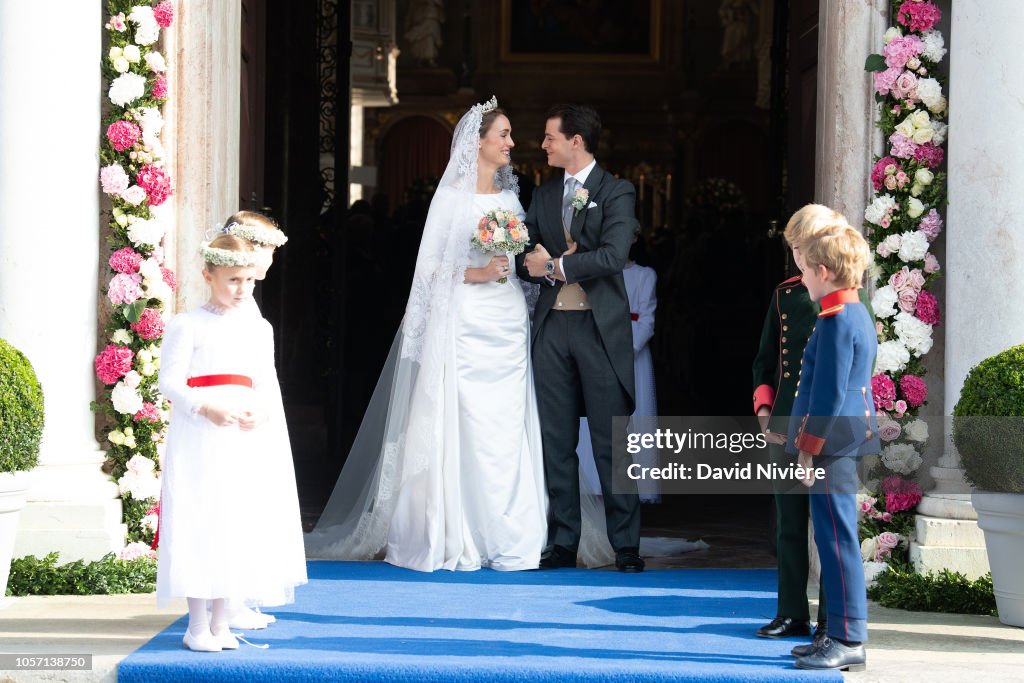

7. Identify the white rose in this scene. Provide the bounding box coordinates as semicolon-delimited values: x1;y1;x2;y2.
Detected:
149;344;162;358
124;435;137;449
137;349;153;364
140;362;157;377
906;198;925;220
871;285;899;319
864;194;897;226
909;110;931;129
894;311;934;356
881;442;923;474
916;78;943;111
139;258;162;283
127;218;165;248
912;127;934;144
123;44;142;63
915;168;934;186
108;72;147;107
116;213;130;227
868;262;883;281
904;419;929;442
111;329;133;344
861;536;879;561
881;234;903;254
145;51;167;73
123;370;143;389
146;279;173;305
883;27;902;44
137;107;164;148
898;229;929;261
108;429;126;446
910;184;924;198
113;57;131;73
111;381;144;415
109;46;123;59
121;185;147;206
492;227;507;243
906;57;921;71
875;340;911;374
894;118;915;138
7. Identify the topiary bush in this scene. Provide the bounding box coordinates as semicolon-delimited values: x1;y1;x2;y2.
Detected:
953;343;1024;493
0;338;44;473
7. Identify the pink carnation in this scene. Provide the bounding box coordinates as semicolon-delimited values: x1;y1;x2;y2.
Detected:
99;164;130;196
134;402;161;423
874;67;901;96
924;253;941;274
914;143;944;169
152;74;168;100
897;1;942;33
871;157;900;192
118;541;157;561
914;290;941;326
130;308;165;340
882;475;923;512
884;35;923;69
108;272;144;305
94;344;135;384
107;120;141;152
919;208;943;240
872;373;897;411
900;374;928;407
109;247;143;274
889;133;918;159
153;1;175;28
136;164;173;206
161;266;177;291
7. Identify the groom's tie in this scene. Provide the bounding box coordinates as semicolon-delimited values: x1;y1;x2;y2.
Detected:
562;177;580;231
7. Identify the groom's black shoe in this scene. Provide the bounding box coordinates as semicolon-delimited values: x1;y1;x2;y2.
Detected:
615;548;645;572
538;545;576;570
756;616;811;639
793;636;866;671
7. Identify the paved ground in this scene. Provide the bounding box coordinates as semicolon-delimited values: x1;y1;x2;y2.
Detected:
1;591;1021;682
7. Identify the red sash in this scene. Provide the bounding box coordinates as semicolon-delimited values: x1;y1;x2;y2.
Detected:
186;374;253;388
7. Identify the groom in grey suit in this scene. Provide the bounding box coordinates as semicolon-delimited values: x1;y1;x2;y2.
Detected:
517;104;643;572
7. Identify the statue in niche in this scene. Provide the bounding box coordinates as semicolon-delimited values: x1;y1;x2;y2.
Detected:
717;0;758;71
403;0;445;67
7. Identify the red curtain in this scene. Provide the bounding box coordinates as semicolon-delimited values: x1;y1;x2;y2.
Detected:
379;116;452;215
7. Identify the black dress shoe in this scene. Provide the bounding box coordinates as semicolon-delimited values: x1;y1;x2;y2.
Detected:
615;548;645;572
538;545;576;569
794;636;866;672
756;616;811;638
791;622;828;656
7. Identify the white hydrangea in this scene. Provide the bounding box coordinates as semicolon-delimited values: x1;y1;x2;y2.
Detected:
920;30;947;63
111;329;133;345
123;370;143;389
111;381;144;415
916;77;946;114
129;6;161;46
881;442;923;474
865;194;897;226
127;218;165;249
903;419;929;442
139;257;162;283
894;311;934;356
898;230;929;262
137;107;165;149
872;285;899;319
145;51;167;73
876;340;911;374
117;455;161;500
931;121;948;146
108;72;147;107
863;560;890;587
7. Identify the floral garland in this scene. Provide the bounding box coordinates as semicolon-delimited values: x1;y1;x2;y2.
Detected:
93;0;175;557
859;0;946;582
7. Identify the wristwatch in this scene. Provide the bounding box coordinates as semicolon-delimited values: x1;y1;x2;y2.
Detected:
545;259;555;276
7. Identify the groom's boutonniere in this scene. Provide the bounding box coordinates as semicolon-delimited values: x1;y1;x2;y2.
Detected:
571;188;589;215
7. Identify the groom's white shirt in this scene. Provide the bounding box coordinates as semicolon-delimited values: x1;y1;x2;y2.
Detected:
556;159;597;283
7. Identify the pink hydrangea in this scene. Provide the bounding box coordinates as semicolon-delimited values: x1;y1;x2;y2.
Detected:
872;373;897;411
897;1;942;33
130;308;165;340
882;475;923;512
914;290;941;326
914;143;944;169
900;374;928;407
107;120;141;152
153;1;175;28
919;208;943;240
152;74;168;100
161;266;177;291
871;156;900;191
873;67;901;96
924;253;941;274
136;164;173;206
134;402;161;423
99;164;130;196
118;541;157;561
95;344;135;384
889;133;918;159
884;35;923;69
109;247;143;274
108;272;144;305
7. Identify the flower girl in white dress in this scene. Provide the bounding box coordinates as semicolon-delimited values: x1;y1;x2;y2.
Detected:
157;235;306;652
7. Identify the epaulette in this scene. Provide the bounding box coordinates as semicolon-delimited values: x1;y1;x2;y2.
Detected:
818;304;844;318
777;274;803;289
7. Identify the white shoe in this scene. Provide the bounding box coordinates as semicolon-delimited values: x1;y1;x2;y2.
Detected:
183;629;223;652
213;629;240;650
228;611;272;630
256;610;276;624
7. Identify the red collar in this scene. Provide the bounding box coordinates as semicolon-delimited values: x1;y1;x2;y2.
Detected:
820;288;860;309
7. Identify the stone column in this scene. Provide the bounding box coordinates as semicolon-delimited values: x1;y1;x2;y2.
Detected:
814;0;889;220
913;0;1024;578
0;1;124;561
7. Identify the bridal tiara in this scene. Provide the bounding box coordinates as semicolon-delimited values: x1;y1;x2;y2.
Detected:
473;95;499;115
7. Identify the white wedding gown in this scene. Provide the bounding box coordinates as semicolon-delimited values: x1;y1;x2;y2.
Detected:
384;190;548;571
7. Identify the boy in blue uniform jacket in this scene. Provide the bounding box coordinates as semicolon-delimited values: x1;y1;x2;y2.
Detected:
786;223;879;672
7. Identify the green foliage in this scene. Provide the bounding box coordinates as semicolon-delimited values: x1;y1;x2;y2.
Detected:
0;339;45;472
864;54;887;72
953;344;1024;493
868;561;998;617
6;552;156;596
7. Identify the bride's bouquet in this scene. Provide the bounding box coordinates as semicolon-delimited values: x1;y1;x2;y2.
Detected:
472;209;530;283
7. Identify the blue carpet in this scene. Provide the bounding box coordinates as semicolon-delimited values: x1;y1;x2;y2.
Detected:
119;562;840;682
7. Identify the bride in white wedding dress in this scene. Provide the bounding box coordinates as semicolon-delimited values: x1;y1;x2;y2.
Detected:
306;97;613;571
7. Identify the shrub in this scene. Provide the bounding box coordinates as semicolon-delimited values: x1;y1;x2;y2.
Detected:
0;338;45;472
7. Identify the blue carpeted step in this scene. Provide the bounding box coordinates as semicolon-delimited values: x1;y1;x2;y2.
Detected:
119;562;841;682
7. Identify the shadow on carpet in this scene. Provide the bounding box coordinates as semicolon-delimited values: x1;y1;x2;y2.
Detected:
118;561;839;682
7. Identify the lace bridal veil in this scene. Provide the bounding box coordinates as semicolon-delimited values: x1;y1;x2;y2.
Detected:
305;97;614;568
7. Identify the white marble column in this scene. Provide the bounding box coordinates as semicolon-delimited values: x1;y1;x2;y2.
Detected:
0;2;124;561
814;0;889;220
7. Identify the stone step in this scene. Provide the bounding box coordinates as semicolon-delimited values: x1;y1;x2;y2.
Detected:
910;543;990;580
16;501;124;529
915;515;987;547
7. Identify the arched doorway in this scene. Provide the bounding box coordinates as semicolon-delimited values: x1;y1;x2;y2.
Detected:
378;115;451;215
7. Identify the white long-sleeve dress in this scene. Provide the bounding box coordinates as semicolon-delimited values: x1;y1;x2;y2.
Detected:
156;303;307;606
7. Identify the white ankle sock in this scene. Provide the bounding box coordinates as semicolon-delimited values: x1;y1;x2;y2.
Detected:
210;598;229;635
187;597;210;637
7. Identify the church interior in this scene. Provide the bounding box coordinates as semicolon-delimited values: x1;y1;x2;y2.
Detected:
240;0;821;564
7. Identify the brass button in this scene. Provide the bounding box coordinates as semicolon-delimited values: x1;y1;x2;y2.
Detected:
782;314;788;320
781;336;787;343
783;325;789;332
783;360;789;367
786;288;792;294
784;371;791;378
782;349;789;355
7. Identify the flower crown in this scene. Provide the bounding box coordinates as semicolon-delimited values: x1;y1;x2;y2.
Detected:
472;95;499;116
200;242;261;267
204;221;289;247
